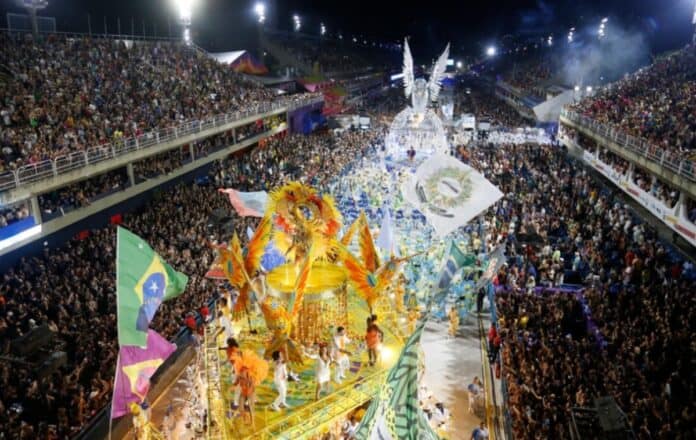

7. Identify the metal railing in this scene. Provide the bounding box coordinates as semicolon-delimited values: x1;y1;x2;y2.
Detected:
0;96;323;193
560;108;696;183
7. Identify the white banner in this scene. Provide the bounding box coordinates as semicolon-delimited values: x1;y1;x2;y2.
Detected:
402;153;503;237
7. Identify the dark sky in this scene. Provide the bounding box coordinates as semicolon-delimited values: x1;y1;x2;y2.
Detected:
1;0;693;56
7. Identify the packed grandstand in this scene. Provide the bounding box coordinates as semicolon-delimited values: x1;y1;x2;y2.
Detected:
0;3;695;440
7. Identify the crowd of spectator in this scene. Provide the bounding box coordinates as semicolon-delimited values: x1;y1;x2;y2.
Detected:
460;142;695;439
501;56;554;100
0;202;31;228
0;32;316;173
562;126;684;212
38;169;130;219
469;88;530;128
0;123;380;438
569;44;696;158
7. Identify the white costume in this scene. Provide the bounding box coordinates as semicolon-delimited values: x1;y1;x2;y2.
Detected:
306;353;331;385
271;361;288;410
332;333;351;383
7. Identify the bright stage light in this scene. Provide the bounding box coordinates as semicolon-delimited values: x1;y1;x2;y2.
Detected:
380;346;396;364
254;2;265;23
320;22;326;36
174;0;195;22
254;2;265;16
456;60;463;69
574;85;580;92
486;46;496;57
586;86;593;92
293;14;301;31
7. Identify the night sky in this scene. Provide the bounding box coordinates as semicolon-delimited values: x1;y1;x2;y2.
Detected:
0;0;693;57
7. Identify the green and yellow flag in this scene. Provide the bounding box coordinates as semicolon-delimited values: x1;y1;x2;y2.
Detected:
355;319;440;440
117;227;188;347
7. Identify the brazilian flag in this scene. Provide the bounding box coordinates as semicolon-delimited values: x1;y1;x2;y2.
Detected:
117;227;189;347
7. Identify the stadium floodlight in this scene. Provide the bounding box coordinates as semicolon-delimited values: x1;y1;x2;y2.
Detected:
173;0;196;44
174;0;195;24
486;46;496;57
254;2;266;23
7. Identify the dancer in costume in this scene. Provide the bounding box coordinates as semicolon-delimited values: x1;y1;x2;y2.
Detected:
233;346;269;429
448;306;460;338
303;344;332;401
332;326;352;384
269;350;289;411
236;366;256;428
217;297;235;340
221;337;242;408
365;315;384;367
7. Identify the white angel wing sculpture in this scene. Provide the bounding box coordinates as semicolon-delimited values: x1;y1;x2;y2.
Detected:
427;43;450;102
402;38;415;98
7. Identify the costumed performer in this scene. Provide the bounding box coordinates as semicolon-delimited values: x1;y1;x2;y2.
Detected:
365;315;384;367
332;326;352;384
233;350;269;429
269;350;290;411
303;343;332;401
221;337;242;408
216;297;235;340
448;306;459;338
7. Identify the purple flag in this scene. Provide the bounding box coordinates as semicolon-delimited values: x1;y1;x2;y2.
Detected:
111;330;176;419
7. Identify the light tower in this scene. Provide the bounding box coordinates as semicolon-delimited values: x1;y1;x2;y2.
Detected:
174;0;195;45
254;2;266;61
692;0;696;44
19;0;48;36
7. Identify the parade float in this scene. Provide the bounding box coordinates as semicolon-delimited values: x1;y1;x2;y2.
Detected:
202;182;417;439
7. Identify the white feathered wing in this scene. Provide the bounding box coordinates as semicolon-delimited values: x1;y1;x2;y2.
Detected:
428;43;450;102
402;38;415;99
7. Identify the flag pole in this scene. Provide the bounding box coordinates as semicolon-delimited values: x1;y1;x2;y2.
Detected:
108;352;121;440
244;302;256;334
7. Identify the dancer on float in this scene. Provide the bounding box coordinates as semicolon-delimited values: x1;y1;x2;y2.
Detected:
332;326;352;384
303;343;332;401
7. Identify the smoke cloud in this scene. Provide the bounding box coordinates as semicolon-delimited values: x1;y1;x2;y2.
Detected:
557;23;650;87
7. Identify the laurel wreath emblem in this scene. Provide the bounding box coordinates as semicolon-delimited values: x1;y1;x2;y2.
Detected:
423;167;473;208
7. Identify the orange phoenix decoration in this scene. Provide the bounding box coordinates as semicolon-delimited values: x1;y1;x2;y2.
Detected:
357;212;380;273
235;216;272;317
